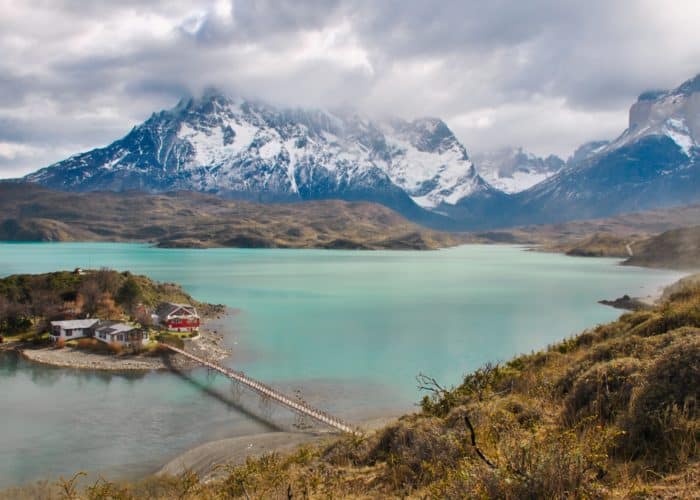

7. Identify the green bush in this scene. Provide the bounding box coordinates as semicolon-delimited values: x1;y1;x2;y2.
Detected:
155;333;184;349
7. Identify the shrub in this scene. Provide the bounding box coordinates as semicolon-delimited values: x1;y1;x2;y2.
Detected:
562;357;643;427
107;342;123;355
621;336;700;471
429;420;615;499
364;417;465;490
155;333;184;349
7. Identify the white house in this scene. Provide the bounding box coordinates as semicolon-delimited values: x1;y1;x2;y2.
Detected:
94;322;149;348
50;319;100;342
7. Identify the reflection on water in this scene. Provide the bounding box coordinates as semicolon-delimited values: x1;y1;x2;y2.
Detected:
0;242;683;488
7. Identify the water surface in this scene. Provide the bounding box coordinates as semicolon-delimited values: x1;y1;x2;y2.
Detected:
0;243;682;487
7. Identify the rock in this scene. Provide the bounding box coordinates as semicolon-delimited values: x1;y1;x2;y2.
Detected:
599;295;652;311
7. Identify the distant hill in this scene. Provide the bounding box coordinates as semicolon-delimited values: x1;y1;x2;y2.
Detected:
0;183;465;250
625;226;700;269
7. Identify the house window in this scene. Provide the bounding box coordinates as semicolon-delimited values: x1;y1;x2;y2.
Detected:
66;331;73;337
100;333;106;339
117;335;123;341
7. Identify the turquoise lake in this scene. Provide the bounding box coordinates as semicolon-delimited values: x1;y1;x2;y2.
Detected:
0;242;683;487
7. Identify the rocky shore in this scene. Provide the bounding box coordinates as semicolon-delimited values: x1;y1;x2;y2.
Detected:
19;313;233;372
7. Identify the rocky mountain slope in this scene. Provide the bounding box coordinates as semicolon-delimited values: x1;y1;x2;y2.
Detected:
20;73;700;230
502;73;700;226
24;91;496;227
472;147;564;194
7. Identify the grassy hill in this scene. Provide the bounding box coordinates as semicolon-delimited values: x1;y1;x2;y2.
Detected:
0;183;466;250
0;269;220;337
474;204;700;254
625;226;700;269
6;277;698;498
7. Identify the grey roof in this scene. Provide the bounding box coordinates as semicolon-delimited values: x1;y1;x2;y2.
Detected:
156;302;198;319
95;322;139;336
50;319;100;330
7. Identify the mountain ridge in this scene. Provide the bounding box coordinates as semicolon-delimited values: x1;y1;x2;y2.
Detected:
24;92;493;228
20;72;700;230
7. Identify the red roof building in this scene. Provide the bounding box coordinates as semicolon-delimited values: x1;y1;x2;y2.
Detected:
156;302;201;332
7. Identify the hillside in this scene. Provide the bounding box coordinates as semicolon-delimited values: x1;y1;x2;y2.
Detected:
5;277;698;498
0;269;220;337
0;183;466;250
625;226;700;269
472;204;700;262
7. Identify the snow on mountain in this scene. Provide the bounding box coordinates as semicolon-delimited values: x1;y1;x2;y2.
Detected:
472;147;564;194
597;74;700;158
566;140;610;167
500;73;700;226
24;92;488;215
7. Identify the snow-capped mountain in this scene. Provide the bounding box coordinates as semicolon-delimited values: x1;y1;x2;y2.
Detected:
472;147;564;194
502;73;700;226
22;73;700;230
24;91;492;222
600;74;700;157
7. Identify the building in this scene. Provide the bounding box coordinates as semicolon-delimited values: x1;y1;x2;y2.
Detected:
156;302;200;333
94;322;148;348
50;319;100;341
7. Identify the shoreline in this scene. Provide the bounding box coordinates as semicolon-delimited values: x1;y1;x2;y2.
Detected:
157;414;402;481
17;311;233;372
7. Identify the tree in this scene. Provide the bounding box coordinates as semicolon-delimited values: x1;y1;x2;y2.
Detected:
94;268;120;296
134;306;153;328
78;279;101;317
117;277;142;314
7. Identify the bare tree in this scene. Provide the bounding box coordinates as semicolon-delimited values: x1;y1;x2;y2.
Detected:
78;279;101;317
94;268;120;296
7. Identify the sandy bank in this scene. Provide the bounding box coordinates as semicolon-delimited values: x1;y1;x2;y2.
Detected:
158;414;401;481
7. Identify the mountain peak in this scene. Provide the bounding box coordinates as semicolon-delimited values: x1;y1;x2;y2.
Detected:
23;93;485;216
473;147;564;194
676;72;700;96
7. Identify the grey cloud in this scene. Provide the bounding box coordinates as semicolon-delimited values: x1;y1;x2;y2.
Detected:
0;0;699;177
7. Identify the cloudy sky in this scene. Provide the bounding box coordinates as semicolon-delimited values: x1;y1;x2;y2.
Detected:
1;0;699;178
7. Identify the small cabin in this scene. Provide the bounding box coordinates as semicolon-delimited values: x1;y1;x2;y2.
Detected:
50;319;100;342
156;302;201;333
94;322;148;348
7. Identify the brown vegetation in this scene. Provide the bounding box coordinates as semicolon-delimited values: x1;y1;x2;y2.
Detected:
0;183;466;250
0;269;222;338
7;279;698;499
625;226;700;269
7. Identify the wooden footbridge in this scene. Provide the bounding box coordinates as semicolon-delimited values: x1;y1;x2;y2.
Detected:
164;345;358;435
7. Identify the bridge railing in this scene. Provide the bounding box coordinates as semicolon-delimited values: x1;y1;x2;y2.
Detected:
164;345;358;435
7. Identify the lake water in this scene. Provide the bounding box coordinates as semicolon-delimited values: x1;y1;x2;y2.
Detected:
0;243;682;488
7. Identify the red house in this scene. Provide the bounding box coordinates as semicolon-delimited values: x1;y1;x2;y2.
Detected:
156;302;201;333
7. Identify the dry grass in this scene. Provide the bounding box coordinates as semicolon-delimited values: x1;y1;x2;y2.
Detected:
0;183;466;250
4;282;700;499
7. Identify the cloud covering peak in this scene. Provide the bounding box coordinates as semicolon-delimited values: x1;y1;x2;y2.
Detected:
1;0;699;177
